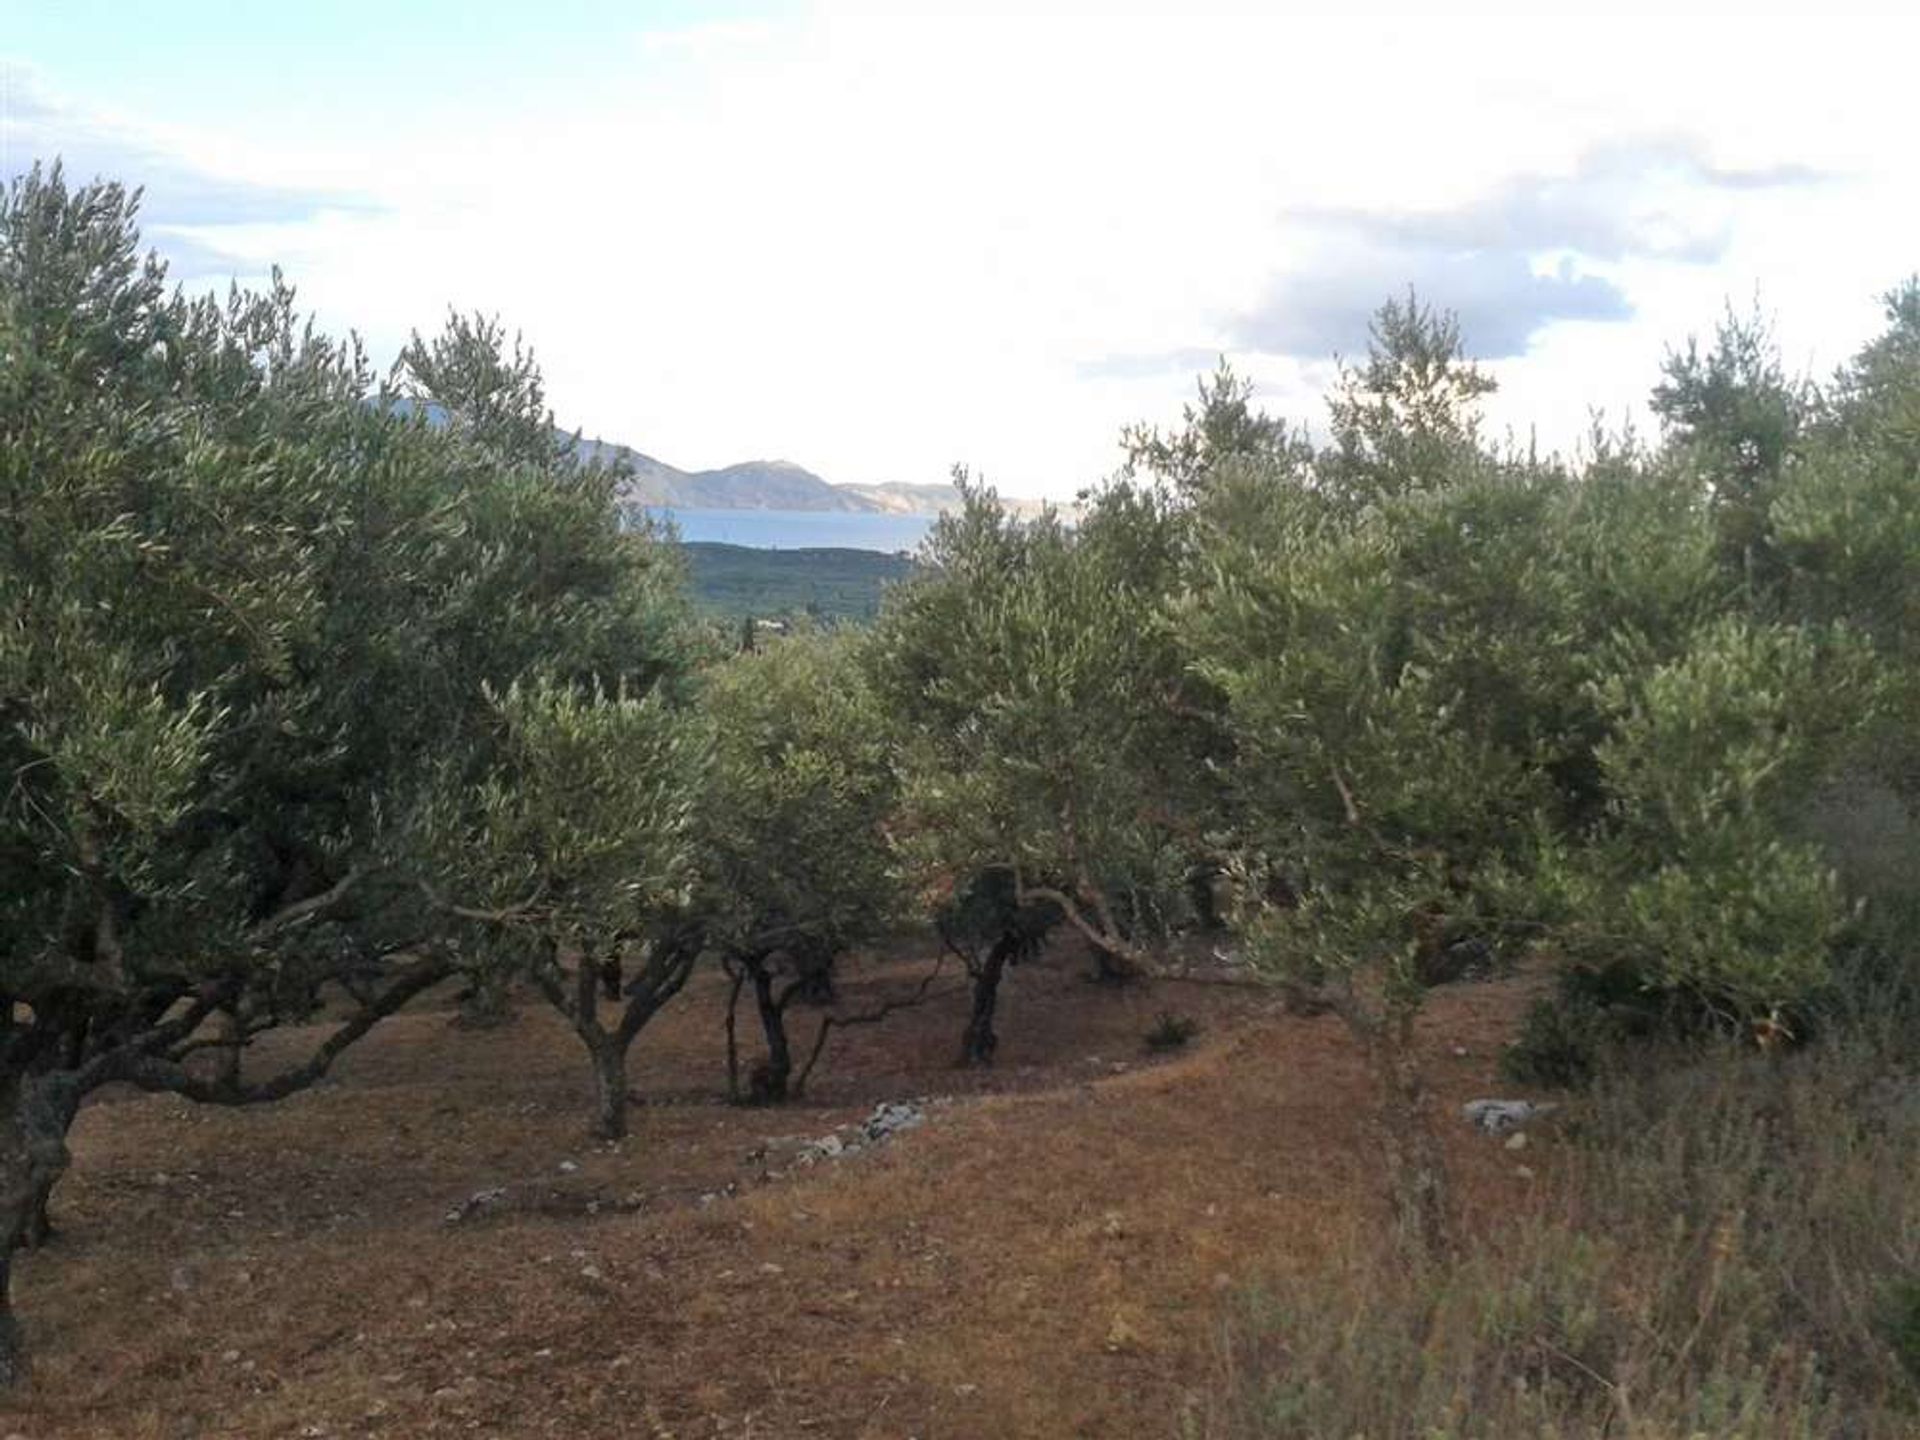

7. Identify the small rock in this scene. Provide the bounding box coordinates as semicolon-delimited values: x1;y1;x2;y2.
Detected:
533;1348;554;1359
221;1348;242;1363
862;1101;926;1141
1104;1312;1145;1353
1451;1045;1470;1058
1462;1099;1556;1135
444;1186;509;1224
557;1159;579;1175
1504;1131;1529;1151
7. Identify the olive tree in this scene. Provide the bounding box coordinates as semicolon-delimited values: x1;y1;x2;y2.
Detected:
871;475;1201;990
696;629;899;1102
1180;299;1589;1250
422;680;706;1140
0;162;693;1379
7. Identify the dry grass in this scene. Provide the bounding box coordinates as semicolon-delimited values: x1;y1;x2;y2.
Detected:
0;946;1540;1439
1193;1028;1920;1440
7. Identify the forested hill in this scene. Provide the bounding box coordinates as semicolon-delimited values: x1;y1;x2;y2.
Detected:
681;542;918;619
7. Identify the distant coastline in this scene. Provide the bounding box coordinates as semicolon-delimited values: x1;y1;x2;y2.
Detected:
642;506;938;553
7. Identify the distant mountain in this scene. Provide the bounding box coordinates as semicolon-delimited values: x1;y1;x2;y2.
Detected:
392;403;1046;517
576;437;876;512
835;480;960;514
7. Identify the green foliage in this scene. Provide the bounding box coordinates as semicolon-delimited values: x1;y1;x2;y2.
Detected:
1120;357;1310;498
1554;618;1884;1026
0;158;696;1098
1185;459;1564;1018
698;628;900;962
425;679;703;943
1322;289;1498;501
1143;1011;1199;1052
1653;300;1809;581
872;472;1201;966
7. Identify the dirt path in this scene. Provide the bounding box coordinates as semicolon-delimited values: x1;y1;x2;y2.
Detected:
1;951;1542;1439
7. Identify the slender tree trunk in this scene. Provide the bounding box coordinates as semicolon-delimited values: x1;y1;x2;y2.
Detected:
0;1248;20;1389
587;1040;629;1142
750;963;792;1103
1364;1013;1452;1257
959;943;1010;1066
723;965;745;1104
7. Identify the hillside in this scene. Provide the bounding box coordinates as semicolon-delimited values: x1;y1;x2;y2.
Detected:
578;436;1060;519
402;406;1046;519
579;437;878;512
6;951;1539;1440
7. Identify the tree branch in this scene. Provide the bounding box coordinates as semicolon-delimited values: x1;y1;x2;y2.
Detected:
792;952;958;1098
249;865;374;941
1010;872;1152;974
102;952;452;1105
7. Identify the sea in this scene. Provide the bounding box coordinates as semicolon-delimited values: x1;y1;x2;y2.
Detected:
641;507;937;553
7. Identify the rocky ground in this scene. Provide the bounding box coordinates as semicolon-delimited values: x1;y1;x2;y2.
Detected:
0;945;1549;1439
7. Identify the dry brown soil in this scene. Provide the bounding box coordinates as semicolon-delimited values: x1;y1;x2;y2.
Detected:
0;946;1546;1439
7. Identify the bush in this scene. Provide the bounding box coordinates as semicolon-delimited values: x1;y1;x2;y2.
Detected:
1144;1011;1200;1053
1501;961;1726;1088
1196;1026;1920;1438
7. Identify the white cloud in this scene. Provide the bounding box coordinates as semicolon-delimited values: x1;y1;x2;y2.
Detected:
7;8;1916;497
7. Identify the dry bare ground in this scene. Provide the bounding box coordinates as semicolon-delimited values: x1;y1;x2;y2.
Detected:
0;948;1543;1439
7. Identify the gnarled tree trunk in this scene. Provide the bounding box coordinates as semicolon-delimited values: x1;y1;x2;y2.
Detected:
959;942;1010;1066
0;1072;79;1386
587;1039;628;1142
748;961;795;1103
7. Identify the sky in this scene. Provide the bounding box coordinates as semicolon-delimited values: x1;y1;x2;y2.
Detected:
3;2;1915;498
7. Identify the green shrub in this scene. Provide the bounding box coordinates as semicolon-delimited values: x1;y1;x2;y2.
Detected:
1144;1011;1201;1053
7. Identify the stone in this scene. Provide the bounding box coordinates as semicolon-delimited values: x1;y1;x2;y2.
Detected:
862;1101;926;1141
1462;1099;1556;1135
444;1186;509;1224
